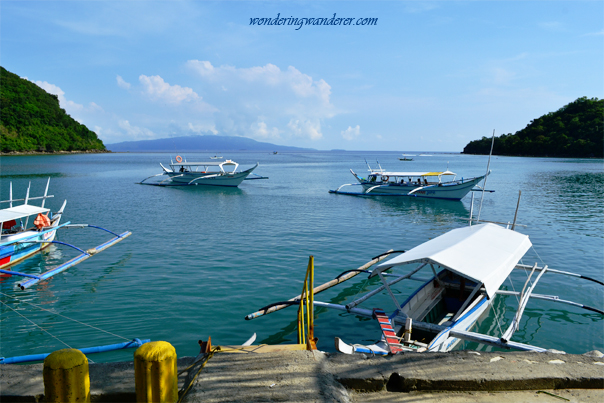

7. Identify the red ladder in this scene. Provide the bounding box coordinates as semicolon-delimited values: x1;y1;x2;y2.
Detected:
373;308;404;354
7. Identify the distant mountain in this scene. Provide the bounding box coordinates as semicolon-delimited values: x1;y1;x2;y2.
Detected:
106;135;315;152
0;66;106;153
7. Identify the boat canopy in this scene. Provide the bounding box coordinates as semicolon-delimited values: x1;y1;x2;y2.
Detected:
0;205;50;223
369;170;456;177
371;223;532;299
169;160;237;167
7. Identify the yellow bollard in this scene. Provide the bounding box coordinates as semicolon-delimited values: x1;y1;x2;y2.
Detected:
134;341;178;403
43;348;90;403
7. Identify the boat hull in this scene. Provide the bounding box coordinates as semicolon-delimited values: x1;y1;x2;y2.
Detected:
0;226;59;271
166;165;257;187
357;175;485;200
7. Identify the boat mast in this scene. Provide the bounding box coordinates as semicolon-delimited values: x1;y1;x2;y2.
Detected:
476;131;495;224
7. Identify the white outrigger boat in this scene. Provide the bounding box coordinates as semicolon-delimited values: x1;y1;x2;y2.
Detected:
0;179;131;289
139;156;262;187
329;160;487;200
246;210;603;355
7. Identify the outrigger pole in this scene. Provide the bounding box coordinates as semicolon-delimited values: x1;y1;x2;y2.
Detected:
245;251;395;320
16;231;132;290
0;338;150;365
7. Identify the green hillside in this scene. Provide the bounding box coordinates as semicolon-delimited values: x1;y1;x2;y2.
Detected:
0;66;106;153
463;97;603;158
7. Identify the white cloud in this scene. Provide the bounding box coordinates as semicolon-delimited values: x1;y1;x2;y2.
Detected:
116;75;131;89
287;119;322;140
581;29;604;37
341;125;361;141
139;75;200;104
118;119;156;139
538;21;565;32
250;120;280;139
186;60;336;141
33;80;103;115
188;122;218;135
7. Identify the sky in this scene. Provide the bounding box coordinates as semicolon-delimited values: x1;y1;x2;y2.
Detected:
1;1;602;151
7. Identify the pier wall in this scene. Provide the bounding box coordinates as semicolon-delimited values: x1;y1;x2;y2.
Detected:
1;350;603;402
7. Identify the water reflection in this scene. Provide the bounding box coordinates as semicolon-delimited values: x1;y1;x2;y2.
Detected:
363;196;470;220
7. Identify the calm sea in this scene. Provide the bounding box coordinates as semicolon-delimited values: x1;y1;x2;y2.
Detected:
1;151;602;362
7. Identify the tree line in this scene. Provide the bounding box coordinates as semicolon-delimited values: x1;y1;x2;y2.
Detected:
463;97;603;158
0;66;106;153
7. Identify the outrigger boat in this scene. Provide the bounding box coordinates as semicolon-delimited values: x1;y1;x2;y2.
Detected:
139;156;263;187
329;160;487;200
0;179;131;289
246;209;603;355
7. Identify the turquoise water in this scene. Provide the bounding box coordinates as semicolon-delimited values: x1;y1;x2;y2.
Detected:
1;152;602;362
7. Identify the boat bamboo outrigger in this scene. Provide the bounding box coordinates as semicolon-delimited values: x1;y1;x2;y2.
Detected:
138;156;265;187
329;160;488;200
0;179;132;289
246;215;603;355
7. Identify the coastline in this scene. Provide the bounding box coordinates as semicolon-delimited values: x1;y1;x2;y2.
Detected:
0;150;111;157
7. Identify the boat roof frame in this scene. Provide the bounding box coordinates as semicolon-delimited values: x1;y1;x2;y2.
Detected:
0;205;50;223
368;170;456;177
371;223;532;299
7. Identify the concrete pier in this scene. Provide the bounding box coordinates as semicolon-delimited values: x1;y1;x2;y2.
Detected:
1;350;603;402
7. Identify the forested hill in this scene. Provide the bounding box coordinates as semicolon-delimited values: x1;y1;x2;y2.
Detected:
0;66;106;153
463;97;603;158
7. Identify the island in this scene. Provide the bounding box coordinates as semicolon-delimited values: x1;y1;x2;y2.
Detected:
0;66;106;154
463;97;603;158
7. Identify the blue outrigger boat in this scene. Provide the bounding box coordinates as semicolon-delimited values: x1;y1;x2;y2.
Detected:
0;179;131;289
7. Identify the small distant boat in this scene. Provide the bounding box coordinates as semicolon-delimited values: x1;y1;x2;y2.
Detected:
330;160;487;200
139;156;260;187
0;179;131;289
399;156;414;161
272;151;278;155
210;156;223;159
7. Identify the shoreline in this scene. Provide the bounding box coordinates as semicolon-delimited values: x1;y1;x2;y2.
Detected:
0;150;111;157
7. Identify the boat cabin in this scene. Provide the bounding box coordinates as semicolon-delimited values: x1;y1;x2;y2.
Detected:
167;159;240;174
367;170;457;185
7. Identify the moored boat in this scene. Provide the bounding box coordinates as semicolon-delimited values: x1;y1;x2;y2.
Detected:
0;179;65;270
139;156;260;187
0;179;132;289
246;218;603;355
329;161;487;200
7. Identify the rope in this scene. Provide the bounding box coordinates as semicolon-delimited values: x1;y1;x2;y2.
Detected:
488;299;504;337
177;346;220;403
0;292;131;341
0;300;73;350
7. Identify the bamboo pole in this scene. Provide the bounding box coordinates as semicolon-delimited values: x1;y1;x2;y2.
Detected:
245;250;395;320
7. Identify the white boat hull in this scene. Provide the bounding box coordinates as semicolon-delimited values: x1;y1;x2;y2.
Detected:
356;175;485;200
166;164;258;187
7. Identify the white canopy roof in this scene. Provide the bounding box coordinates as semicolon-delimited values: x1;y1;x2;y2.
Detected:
372;223;532;299
0;205;50;223
369;170;456;177
170;160;237;167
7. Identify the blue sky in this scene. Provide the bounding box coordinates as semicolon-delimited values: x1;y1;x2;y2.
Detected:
2;1;602;151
